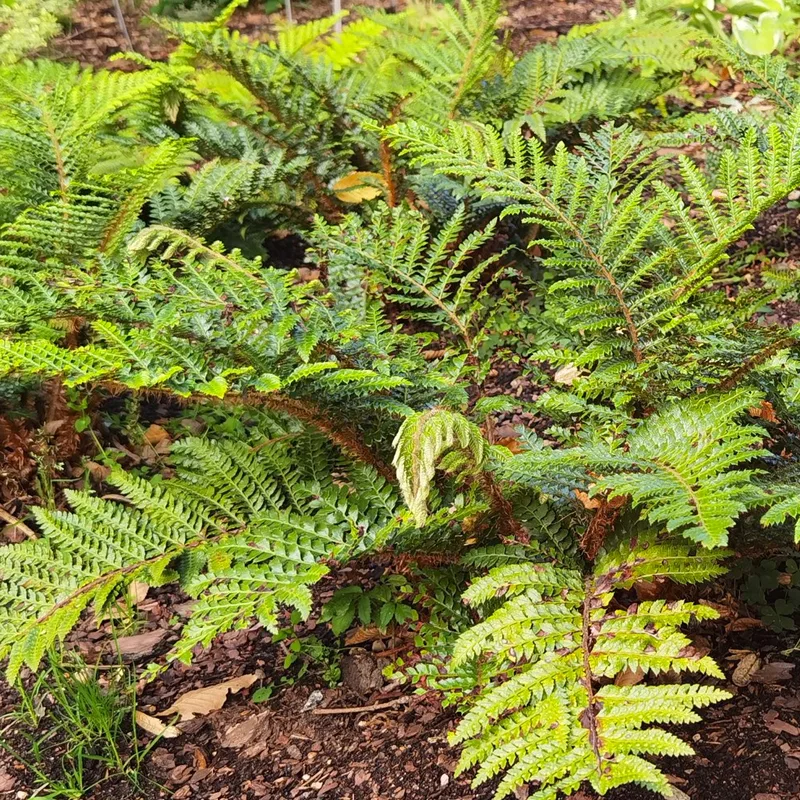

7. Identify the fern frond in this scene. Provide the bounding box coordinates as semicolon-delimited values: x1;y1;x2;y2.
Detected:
0;431;402;680
499;390;766;547
393;408;487;526
450;530;730;800
309;204;509;349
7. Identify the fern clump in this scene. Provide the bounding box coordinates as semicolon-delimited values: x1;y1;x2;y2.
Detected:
0;427;406;680
451;530;730;800
3;3;800;798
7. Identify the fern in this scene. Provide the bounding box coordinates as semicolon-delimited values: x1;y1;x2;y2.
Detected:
499;390;768;547
386;117;800;398
365;0;503;121
450;528;730;800
309;204;511;351
393;408;488;526
0;429;403;681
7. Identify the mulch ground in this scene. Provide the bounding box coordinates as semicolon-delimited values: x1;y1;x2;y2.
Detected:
46;0;623;67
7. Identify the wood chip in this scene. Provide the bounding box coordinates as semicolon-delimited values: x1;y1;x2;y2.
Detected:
113;629;169;661
766;718;800;737
752;661;795;684
220;710;273;748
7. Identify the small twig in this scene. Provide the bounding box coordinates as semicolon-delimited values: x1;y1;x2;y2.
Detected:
59;23;99;42
333;0;342;33
311;696;411;715
285;0;293;23
0;507;37;539
99;494;132;503
111;0;135;51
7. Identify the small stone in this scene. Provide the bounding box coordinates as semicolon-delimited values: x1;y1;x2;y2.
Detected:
439;774;449;788
302;690;325;712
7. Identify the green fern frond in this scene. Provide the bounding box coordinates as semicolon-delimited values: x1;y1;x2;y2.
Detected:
0;430;402;681
309;204;510;350
449;530;731;800
499;390;766;547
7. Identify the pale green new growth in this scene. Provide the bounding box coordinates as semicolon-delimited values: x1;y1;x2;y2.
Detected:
393;409;487;526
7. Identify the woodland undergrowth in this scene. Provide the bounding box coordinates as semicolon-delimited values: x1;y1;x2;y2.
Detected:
1;1;800;798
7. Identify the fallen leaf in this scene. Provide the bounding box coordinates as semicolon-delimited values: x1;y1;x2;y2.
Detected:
726;617;763;632
749;400;778;423
732;651;762;686
85;460;111;482
667;789;690;800
193;748;209;769
158;672;263;721
42;419;65;436
345;625;384;646
143;423;171;446
332;171;385;203
554;363;581;385
135;711;182;739
128;581;150;605
574;489;601;510
496;436;524;454
614;667;645;687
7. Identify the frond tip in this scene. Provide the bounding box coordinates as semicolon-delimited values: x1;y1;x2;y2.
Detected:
393;409;487;526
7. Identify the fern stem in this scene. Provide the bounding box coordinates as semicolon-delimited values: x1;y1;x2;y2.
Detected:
39;106;69;203
262;394;396;483
579;577;604;774
478;472;529;544
717;335;795;391
32;536;217;629
379;139;399;208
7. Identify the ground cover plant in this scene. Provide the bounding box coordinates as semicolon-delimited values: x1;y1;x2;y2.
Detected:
1;1;800;798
